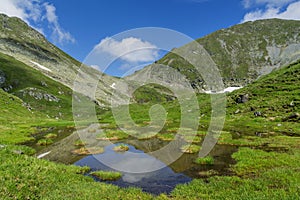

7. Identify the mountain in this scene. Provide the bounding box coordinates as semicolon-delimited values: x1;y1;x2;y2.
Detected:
0;52;74;120
129;19;300;92
0;13;127;106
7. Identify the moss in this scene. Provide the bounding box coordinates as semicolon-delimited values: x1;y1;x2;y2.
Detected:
90;171;122;181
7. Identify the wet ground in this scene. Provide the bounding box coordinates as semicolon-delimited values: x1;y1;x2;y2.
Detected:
26;127;238;195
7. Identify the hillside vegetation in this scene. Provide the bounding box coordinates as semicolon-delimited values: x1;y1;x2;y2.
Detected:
134;19;300;91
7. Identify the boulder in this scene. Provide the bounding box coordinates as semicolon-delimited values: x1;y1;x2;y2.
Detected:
254;111;262;117
0;70;5;87
283;113;300;122
236;94;249;104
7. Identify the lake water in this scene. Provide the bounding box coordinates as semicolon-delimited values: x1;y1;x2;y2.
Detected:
27;129;237;195
75;144;192;194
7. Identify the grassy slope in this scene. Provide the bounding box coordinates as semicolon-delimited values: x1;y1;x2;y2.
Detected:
0;89;40;143
155;19;300;88
0;52;73;120
225;60;300;135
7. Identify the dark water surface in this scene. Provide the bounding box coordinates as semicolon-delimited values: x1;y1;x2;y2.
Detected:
74;141;237;195
75;144;193;194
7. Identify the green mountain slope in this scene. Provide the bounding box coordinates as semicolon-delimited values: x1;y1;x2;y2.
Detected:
132;19;300;92
0;14;127;106
0;52;73;120
225;60;300;135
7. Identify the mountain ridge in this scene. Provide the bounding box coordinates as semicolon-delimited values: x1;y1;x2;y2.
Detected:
0;13;127;106
130;18;300;92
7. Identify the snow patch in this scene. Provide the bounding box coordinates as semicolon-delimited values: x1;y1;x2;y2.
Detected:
37;151;51;159
30;61;52;72
205;86;243;94
110;83;116;89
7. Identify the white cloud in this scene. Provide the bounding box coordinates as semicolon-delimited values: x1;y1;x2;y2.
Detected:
90;65;100;69
44;3;75;45
242;0;297;8
0;0;75;45
44;3;57;23
95;37;159;63
242;0;300;22
0;0;41;23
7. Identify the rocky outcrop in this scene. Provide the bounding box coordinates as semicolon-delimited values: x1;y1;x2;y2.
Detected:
19;88;60;102
0;70;5;87
236;94;249;104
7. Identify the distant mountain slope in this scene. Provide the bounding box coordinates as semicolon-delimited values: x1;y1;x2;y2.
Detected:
0;14;126;106
131;19;300;92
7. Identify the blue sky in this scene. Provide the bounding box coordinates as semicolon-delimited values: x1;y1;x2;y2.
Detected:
0;0;300;76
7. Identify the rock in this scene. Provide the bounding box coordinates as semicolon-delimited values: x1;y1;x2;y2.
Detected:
0;70;5;87
22;102;33;111
236;94;249;104
12;150;24;155
255;132;262;137
41;81;48;87
21;88;60;102
268;117;276;121
283;113;300;122
254;111;262;117
234;109;240;114
3;85;12;92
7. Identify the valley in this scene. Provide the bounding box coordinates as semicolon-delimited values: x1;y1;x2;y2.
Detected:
0;13;299;199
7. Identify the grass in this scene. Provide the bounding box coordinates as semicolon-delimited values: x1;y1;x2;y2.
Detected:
74;140;87;147
157;133;175;141
96;129;129;141
180;144;201;154
154;19;300;91
0;147;152;199
90;171;122;181
36;139;53;146
194;156;214;165
72;147;104;155
0;52;74;120
44;133;57;139
113;144;129;152
0;19;300;199
231;148;300;176
181;135;202;143
171;147;300;199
